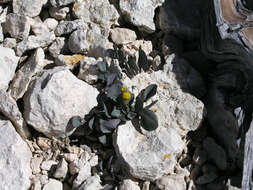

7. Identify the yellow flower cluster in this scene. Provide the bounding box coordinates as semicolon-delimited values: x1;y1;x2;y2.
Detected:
121;87;131;104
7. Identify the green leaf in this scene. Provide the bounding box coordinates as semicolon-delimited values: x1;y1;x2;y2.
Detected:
107;83;122;101
99;119;121;133
88;117;95;129
111;107;121;117
97;61;107;72
70;116;82;128
103;103;111;118
98;135;107;145
137;84;157;102
126;111;137;120
139;108;158;131
128;56;139;75
134;96;144;112
138;48;149;71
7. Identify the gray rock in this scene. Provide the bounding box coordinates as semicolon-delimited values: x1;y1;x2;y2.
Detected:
68;29;89;53
48;37;66;58
13;0;44;17
50;0;74;7
16;31;55;56
9;48;46;100
72;0;119;29
193;148;208;166
77;57;100;84
42;179;63;190
0;90;31;139
5;13;30;40
0;120;32;190
113;122;184;181
156;174;186;190
87;37;112;58
195;172;218;185
72;162;91;189
24;66;99;138
0;46;18;91
49;6;69;20
0;24;3;42
203;137;227;170
119;0;164;33
110;28;137;45
77;175;102;190
54;19;88;37
119;179;140;190
0;0;11;3
53;158;68;179
3;38;16;49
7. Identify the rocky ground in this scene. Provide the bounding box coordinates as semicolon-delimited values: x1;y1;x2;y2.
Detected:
0;0;244;190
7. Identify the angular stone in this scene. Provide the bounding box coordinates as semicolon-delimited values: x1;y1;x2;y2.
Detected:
119;0;164;33
0;46;19;91
203;137;227;171
72;0;119;29
77;57;100;85
49;6;69;20
0;90;31;139
5;13;30;40
0;120;32;190
43;18;58;31
16;31;55;56
68;29;89;53
77;175;102;190
72;162;91;189
30;17;50;36
53;158;68;179
55;54;84;68
50;0;75;7
156;174;186;190
121;40;153;56
24;66;99;138
9;48;46;100
119;179;140;190
41;160;57;171
13;0;44;17
54;19;88;37
48;37;66;58
31;157;43;174
110;28;137;45
42;179;63;190
113;122;184;181
3;38;16;49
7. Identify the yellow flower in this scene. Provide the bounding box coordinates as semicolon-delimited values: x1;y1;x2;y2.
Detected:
121;87;127;92
122;91;131;100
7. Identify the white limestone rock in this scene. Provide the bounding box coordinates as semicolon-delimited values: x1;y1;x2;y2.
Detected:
9;48;46;100
68;29;89;53
0;120;32;190
41;160;58;171
0;46;19;91
48;37;66;58
3;38;16;49
54;19;88;37
72;162;91;189
0;24;3;42
42;179;63;190
24;66;99;138
30;17;50;36
110;28;137;45
156;174;186;190
5;13;30;40
13;0;44;17
53;158;68;179
119;0;164;33
72;0;119;29
44;18;58;31
0;90;31;139
113;122;184;181
119;179;141;190
77;175;102;190
16;31;55;56
50;0;75;7
49;6;69;20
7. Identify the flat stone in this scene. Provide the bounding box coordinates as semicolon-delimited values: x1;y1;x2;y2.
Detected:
0;90;31;139
55;54;84;68
77;175;102;190
156;174;186;190
9;48;46;100
13;0;44;17
0;46;19;91
0;120;32;190
42;179;63;190
119;179;140;190
24;66;99;138
16;31;55;56
53;158;68;179
50;0;75;7
5;13;30;40
119;0;164;33
203;137;227;170
113;122;184;181
110;28;137;45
